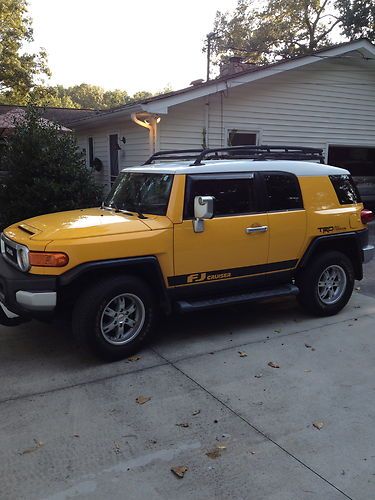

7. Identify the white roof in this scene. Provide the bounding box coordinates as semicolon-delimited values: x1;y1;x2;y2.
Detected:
123;160;349;177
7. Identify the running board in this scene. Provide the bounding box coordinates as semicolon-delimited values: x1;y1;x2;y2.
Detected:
176;284;299;313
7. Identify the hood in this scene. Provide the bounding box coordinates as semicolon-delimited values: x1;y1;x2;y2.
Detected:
7;208;151;241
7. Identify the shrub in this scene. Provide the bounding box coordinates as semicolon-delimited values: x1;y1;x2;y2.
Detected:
0;105;102;230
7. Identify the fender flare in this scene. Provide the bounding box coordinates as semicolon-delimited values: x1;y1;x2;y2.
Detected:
58;256;172;313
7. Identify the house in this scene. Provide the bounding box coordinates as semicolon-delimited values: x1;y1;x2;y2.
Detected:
67;40;375;201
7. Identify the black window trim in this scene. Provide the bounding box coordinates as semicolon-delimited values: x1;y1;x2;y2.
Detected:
183;172;261;220
259;171;304;213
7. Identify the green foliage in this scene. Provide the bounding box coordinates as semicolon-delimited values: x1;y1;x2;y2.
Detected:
336;0;375;41
208;0;375;66
0;0;50;99
0;83;173;109
0;105;102;229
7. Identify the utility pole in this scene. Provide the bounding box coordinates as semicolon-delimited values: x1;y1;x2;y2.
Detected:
206;32;217;82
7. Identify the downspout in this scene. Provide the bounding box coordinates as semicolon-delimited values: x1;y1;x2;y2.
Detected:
131;113;160;155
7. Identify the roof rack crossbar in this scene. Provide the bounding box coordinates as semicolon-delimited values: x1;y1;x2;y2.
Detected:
143;145;325;166
143;148;204;165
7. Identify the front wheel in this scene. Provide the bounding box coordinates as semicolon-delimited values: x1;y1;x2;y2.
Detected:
297;251;355;316
72;275;155;361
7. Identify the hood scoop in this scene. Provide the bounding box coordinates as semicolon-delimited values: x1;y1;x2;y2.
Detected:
18;223;37;235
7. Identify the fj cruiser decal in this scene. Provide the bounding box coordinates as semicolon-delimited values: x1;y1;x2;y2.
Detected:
318;226;347;234
187;272;232;283
168;260;298;287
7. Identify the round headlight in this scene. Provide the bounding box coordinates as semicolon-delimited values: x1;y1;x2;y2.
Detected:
17;246;30;272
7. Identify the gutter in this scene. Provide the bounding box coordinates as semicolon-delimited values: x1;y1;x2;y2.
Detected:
131;112;161;155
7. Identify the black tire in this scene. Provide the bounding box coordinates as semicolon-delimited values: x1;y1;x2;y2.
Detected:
72;275;156;361
297;251;355;317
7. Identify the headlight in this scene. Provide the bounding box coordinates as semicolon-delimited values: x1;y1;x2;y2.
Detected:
17;246;30;272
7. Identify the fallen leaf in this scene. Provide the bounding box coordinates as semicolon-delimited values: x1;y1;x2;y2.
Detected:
238;351;248;357
206;448;222;459
254;373;263;378
311;348;316;352
355;286;361;291
20;439;44;455
313;421;324;430
304;369;312;373
304;343;312;348
274;329;281;333
136;396;151;405
216;443;227;450
73;434;80;438
127;355;141;362
192;409;201;416
113;442;121;454
176;422;189;428
268;361;280;369
171;466;188;478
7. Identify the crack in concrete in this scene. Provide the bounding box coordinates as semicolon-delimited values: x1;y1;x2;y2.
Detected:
151;348;354;500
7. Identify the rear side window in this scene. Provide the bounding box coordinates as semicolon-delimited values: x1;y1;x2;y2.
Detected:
185;175;256;218
263;173;303;211
329;175;361;205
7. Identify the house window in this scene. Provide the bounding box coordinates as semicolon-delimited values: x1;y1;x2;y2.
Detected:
185;174;256;218
88;137;94;168
228;130;258;147
263;173;303;211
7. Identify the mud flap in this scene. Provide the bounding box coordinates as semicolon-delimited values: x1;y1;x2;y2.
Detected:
0;302;29;326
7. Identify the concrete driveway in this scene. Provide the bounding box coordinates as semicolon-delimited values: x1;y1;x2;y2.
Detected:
1;227;375;500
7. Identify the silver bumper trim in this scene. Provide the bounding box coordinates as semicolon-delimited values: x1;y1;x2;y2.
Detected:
16;291;56;311
363;244;375;264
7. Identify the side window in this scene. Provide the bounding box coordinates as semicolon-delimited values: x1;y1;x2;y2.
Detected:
329;174;361;205
263;173;303;211
185;175;256;218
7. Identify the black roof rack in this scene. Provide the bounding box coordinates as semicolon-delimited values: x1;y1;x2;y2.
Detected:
143;145;325;166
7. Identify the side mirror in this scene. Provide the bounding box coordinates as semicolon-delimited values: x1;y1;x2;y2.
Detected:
193;195;214;233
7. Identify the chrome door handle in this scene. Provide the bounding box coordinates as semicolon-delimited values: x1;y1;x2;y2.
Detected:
245;225;268;234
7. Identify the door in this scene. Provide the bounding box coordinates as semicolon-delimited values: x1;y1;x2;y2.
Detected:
109;134;119;183
172;173;270;290
261;171;306;283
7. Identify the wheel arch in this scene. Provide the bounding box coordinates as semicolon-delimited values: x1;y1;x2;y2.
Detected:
297;232;363;280
58;256;172;314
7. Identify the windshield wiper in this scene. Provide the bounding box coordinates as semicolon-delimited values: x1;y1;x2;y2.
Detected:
101;203;134;216
123;205;148;219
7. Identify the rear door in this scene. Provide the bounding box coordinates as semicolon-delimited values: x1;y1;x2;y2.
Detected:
172;173;270;291
260;171;306;283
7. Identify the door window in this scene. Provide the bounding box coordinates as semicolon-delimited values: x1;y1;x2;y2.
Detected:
263;173;303;211
185;174;256;218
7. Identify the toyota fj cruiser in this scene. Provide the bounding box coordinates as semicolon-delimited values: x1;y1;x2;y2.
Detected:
0;146;374;360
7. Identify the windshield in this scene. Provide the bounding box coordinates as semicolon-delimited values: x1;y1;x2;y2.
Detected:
104;172;174;216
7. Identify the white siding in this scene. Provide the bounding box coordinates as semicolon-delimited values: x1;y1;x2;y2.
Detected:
74;120;149;192
159;57;375;159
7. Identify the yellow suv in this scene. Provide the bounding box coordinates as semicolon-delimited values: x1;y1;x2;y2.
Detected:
0;146;374;360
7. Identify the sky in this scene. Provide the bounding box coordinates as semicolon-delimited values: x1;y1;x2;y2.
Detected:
27;0;238;95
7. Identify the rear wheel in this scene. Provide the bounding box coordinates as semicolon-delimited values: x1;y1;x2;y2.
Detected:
297;251;355;316
72;275;155;361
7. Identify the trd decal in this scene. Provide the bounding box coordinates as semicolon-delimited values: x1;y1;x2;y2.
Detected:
168;260;298;287
318;226;347;234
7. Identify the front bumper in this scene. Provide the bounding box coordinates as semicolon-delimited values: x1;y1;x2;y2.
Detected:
0;255;57;322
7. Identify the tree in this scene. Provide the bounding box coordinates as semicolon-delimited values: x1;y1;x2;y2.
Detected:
208;0;374;66
337;0;375;41
0;105;102;230
0;0;50;100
